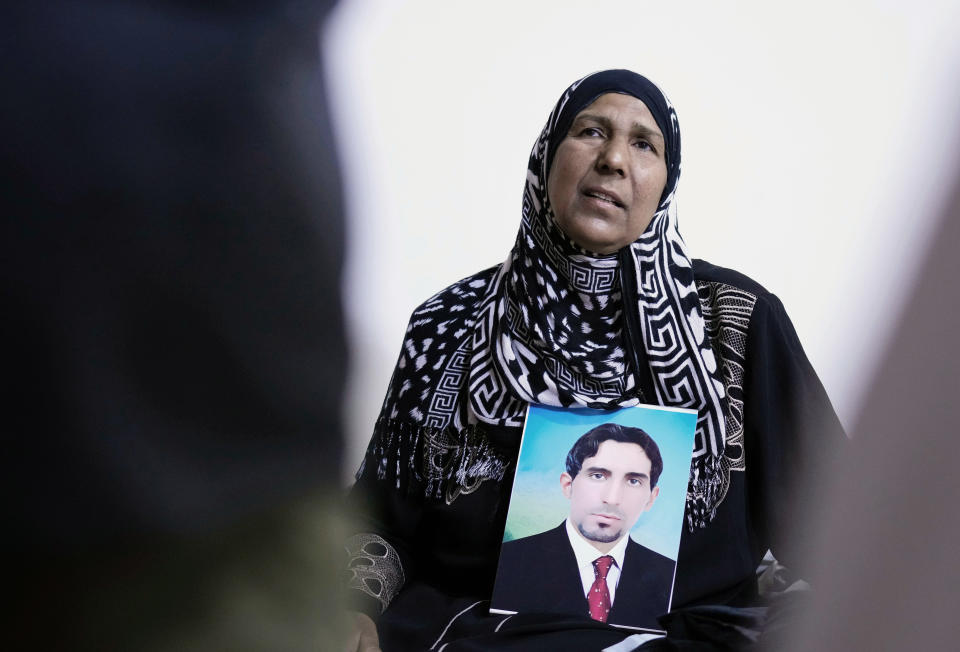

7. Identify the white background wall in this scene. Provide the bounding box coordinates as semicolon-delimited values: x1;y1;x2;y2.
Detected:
324;0;960;479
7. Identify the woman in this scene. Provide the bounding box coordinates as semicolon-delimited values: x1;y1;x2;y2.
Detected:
345;70;845;651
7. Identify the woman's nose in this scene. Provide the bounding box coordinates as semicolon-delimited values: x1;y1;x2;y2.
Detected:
597;138;627;176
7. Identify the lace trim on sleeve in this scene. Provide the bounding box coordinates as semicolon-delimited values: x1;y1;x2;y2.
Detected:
344;533;406;614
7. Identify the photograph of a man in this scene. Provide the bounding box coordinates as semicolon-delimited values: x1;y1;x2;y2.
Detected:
493;422;676;631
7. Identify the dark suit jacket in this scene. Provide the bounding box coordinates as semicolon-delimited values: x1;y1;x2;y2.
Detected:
491;523;676;631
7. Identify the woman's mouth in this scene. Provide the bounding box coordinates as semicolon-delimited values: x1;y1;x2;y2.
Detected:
582;188;625;208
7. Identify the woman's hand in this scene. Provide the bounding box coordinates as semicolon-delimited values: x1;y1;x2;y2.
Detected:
344;611;380;652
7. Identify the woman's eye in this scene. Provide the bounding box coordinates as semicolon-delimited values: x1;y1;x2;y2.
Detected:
633;140;654;152
580;127;603;137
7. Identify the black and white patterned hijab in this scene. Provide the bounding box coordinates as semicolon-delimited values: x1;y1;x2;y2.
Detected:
468;70;729;528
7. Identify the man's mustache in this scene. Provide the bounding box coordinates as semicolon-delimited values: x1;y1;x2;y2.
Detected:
590;506;625;520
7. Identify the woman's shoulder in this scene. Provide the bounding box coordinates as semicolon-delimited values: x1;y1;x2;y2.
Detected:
407;264;501;323
691;259;792;337
691;258;773;300
691;258;806;365
381;264;502;424
389;264;500;392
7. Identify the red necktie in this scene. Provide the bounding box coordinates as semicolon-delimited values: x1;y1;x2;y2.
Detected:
588;555;614;623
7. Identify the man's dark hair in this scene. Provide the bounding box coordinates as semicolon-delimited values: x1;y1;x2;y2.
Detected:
565;423;664;487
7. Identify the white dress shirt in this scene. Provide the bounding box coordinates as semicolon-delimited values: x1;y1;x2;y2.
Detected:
565;517;630;605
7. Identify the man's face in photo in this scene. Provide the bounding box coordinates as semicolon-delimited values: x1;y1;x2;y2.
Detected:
561;440;660;552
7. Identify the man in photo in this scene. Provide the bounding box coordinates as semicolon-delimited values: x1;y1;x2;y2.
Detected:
493;423;676;630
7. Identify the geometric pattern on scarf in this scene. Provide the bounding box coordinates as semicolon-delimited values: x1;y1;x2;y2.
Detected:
375;269;757;523
465;70;732;528
692;280;756;522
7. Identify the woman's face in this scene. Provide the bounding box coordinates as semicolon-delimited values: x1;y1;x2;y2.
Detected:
547;93;668;255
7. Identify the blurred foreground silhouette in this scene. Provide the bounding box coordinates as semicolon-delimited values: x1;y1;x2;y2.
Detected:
769;153;960;650
3;1;347;649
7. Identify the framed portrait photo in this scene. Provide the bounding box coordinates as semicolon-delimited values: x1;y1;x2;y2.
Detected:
490;403;697;633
